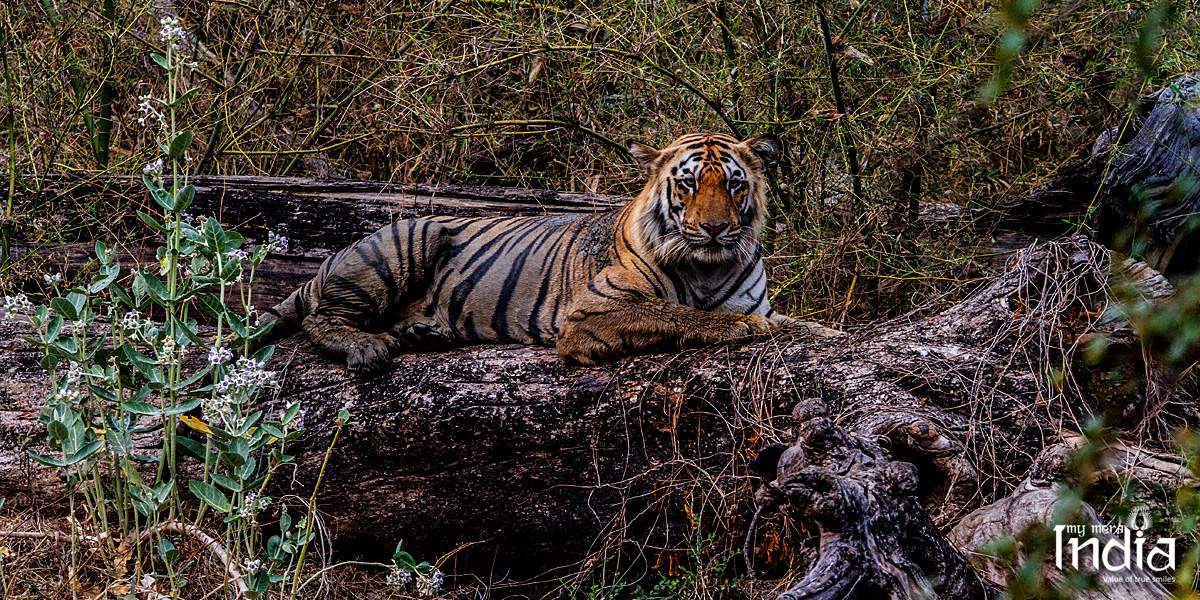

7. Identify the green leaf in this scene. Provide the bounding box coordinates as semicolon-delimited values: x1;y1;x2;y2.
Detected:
161;397;203;416
209;472;242;493
87;384;117;403
222;230;244;250
48;420;69;442
89;264;120;294
168;131;194;159
121;344;157;379
267;535;284;560
49;297;78;321
27;450;67;468
227;313;248;338
219;450;245;468
46;315;63;341
245;570;270;597
51;337;78;356
38;354;59;371
150;53;169;69
175;184;195;211
188;479;231;513
152;188;175;211
282;402;300;425
176;436;213;462
131;271;149;301
121;400;160;415
261;424;285;439
251;344;275;364
234;411;262;438
110;283;136;309
141;272;171;303
157;538;179;565
65;440;103;466
137;210;170;233
172;86;202;107
170;315;206;348
94;241;111;264
196;293;224;317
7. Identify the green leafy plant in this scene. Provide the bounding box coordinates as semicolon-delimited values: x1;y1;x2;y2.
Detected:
0;18;440;600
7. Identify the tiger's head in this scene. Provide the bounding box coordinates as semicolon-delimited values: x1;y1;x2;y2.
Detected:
627;133;781;267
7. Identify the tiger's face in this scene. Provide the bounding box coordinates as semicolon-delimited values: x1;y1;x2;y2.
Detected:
628;133;781;266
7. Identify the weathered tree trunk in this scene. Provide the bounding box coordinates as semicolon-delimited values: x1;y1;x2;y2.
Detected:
1000;72;1200;275
750;399;997;600
0;236;1185;597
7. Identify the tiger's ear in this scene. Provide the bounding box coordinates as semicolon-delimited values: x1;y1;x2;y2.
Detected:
626;140;662;176
743;134;783;168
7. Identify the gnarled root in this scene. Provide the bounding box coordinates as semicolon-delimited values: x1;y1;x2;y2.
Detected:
753;399;995;600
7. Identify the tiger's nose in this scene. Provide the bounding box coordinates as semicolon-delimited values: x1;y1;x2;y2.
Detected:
699;222;730;237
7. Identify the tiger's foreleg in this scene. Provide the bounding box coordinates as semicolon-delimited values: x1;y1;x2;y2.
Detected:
304;310;400;372
556;281;783;365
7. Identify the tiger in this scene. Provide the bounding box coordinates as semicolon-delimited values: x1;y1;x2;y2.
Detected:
262;133;800;370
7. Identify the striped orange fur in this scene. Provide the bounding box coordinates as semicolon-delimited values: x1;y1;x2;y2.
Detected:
263;133;792;370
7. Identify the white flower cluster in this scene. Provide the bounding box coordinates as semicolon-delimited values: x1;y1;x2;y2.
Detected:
120;309;146;332
385;566;413;589
290;407;306;431
202;393;234;422
137;93;166;131
142;158;164;187
42;273;63;286
50;362;84;405
239;492;271;520
2;293;34;322
157;337;186;363
264;231;289;254
226;248;248;262
242;557;263;572
214;357;277;398
158;16;186;50
207;345;233;365
186;255;211;279
415;569;444;597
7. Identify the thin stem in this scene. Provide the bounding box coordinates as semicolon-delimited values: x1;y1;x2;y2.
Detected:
816;0;862;201
288;416;346;599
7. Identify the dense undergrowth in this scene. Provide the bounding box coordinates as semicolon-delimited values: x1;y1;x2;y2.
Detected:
2;0;1194;322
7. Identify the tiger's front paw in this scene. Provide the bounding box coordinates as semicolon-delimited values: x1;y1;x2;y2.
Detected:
555;329;610;366
344;333;395;372
725;314;780;339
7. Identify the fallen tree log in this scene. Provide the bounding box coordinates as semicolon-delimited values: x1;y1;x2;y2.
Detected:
1;236;1189;597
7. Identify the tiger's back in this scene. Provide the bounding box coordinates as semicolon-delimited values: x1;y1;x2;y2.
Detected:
418;212;617;345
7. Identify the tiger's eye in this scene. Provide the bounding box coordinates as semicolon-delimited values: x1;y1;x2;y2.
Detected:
729;179;745;192
681;177;696;190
